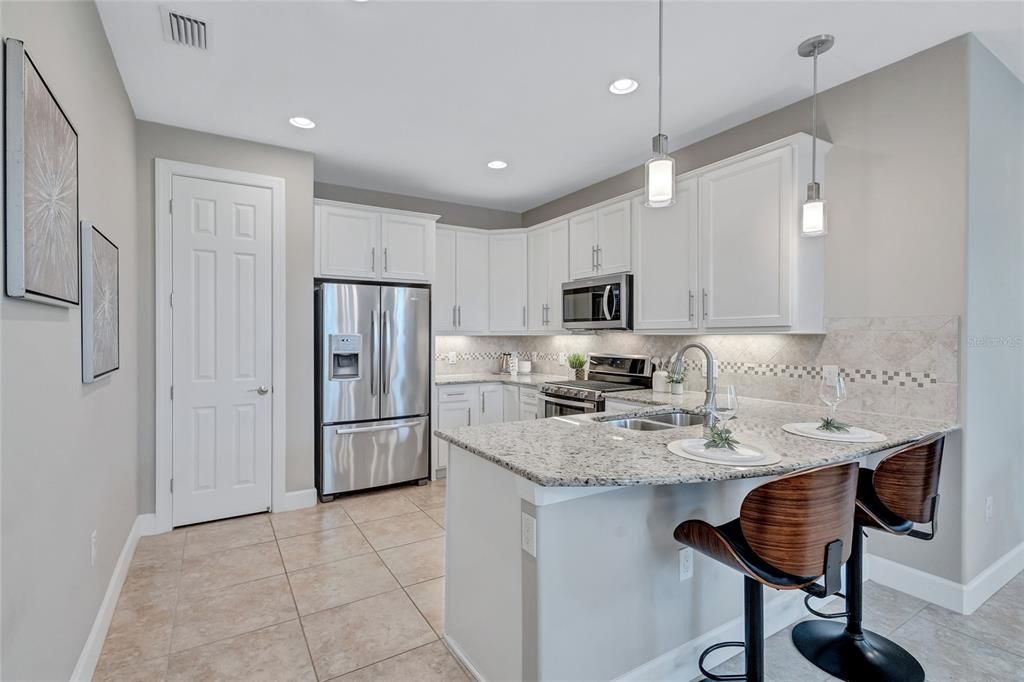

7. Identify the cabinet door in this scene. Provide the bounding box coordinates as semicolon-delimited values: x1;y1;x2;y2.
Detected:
502;385;520;422
519;387;538;420
478;384;504;425
317;204;381;279
436;397;474;470
455;231;490;332
434;228;457;333
382;214;433;282
634;179;699;330
699;147;792;328
527;229;550;332
546;221;569;330
568;212;598;280
596;200;632;274
488;232;528;332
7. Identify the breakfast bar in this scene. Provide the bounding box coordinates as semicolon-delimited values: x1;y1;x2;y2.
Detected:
435;394;957;681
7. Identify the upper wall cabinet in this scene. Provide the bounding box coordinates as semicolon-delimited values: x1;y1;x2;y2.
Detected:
314;199;437;283
527;220;569;332
435;226;489;334
568;199;631;280
488;231;529;333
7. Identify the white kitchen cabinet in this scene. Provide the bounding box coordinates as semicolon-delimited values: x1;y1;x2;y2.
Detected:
435;227;490;333
479;383;504;425
633;178;700;331
502;385;521;422
316;204;381;279
519;386;539;420
568;200;631;281
528;220;568;332
699;146;792;328
488;232;528;332
436;384;480;470
381;214;433;282
315;200;437;283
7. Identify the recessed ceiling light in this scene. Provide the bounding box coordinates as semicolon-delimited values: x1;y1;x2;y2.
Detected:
487;160;508;170
289;116;316;129
609;78;639;95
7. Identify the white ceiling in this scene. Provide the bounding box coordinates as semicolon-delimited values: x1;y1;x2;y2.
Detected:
98;1;1024;212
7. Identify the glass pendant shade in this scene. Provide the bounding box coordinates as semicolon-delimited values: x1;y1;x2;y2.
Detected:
802;182;827;236
645;156;676;207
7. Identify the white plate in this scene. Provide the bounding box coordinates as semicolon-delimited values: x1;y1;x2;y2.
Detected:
781;422;887;443
667;439;782;467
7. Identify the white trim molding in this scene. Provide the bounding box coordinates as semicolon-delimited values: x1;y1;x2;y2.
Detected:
71;514;157;681
867;542;1024;615
277;488;318;514
154;159;288;533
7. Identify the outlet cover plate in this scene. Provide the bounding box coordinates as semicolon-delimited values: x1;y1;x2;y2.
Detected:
447;351;457;365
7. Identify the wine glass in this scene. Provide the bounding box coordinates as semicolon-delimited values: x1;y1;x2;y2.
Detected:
819;373;847;418
713;385;739;422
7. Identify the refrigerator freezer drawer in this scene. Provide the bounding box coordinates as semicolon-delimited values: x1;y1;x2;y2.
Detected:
321;417;429;495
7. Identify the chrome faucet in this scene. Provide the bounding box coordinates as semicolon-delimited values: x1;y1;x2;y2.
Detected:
670;342;718;429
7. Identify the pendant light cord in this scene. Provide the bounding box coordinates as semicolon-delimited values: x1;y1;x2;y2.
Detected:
657;0;664;139
811;45;818;184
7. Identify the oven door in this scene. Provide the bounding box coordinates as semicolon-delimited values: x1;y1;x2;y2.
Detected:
562;274;632;330
540;394;599;418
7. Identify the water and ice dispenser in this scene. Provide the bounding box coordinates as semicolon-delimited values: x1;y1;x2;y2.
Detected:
329;334;361;380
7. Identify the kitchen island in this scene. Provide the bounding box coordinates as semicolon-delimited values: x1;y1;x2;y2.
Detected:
434;392;956;681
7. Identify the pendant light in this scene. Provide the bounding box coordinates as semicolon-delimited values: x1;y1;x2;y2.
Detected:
644;0;675;208
798;34;834;236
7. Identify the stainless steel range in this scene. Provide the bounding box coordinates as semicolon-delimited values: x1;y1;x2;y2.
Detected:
539;353;652;417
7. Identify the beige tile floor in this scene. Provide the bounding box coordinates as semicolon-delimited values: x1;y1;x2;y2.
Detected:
96;476;1023;682
94;480;465;682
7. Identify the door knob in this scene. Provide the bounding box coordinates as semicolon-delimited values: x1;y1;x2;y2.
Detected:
250;386;270;395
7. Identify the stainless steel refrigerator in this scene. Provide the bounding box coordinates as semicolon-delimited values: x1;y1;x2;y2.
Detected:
315;282;431;498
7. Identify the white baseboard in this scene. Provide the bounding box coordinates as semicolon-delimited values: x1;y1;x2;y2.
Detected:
867;542;1024;615
70;513;156;681
275;487;317;513
444;634;487;682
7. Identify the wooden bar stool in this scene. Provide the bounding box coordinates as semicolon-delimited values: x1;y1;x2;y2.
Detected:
792;433;945;682
674;462;859;682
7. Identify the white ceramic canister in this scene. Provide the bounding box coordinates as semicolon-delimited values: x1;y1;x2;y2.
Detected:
652;370;670;393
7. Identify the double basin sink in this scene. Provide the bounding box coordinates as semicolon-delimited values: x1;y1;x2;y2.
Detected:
599;410;704;431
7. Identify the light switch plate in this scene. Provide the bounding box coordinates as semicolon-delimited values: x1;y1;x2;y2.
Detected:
679;547;693;581
447;352;457;365
521;512;537;557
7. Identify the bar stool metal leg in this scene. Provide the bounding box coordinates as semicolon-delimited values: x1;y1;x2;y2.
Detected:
791;529;925;682
744;577;764;682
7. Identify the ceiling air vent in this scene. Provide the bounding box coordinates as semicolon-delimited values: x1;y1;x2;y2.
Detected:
161;7;208;50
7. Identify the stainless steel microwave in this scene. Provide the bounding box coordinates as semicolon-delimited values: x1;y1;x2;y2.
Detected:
562;274;633;331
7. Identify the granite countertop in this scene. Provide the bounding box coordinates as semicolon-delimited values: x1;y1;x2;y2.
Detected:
434;391;958;487
435;372;567;387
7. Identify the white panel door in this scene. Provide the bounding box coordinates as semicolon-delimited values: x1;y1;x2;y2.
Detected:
434;228;457;333
596;200;632;274
478;384;504;425
568;212;598;280
527;228;550;332
700;147;792;328
545;220;569;330
317;204;381;280
634;179;699;330
455;231;489;333
382;214;433;282
171;176;273;526
488;232;528;332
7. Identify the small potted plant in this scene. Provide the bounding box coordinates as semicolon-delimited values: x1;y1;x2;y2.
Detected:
668;368;686;395
568;353;587;380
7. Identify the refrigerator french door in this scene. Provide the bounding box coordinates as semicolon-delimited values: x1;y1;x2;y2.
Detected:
316;282;430;497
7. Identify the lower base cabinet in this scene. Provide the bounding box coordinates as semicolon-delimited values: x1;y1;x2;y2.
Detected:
519;387;539;420
436;383;504;469
502;385;520;422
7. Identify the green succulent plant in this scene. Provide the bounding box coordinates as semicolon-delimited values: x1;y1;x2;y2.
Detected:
817;417;851;433
568;352;587;370
704;424;741;451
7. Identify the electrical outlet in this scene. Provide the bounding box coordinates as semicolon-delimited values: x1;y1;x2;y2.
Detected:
700;361;720;379
90;530;97;567
558;352;568;366
985;496;994;522
823;365;840;383
521;512;537;557
679;547;694;581
447;351;457;365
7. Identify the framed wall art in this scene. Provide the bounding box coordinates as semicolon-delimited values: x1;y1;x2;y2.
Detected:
80;222;119;383
4;38;80;306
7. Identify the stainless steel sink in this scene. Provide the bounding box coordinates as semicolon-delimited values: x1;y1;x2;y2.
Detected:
641;411;704;427
601;418;676;431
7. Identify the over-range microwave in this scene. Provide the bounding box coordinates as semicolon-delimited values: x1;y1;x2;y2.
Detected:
562;273;633;331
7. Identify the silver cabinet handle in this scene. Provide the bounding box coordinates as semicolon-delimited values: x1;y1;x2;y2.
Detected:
522;305;527;327
371;246;376;272
384;247;389;272
382;310;392;395
481;392;486;414
592;245;597;270
443;391;466;397
602;285;612;321
597;246;602;269
248;385;270;395
457;305;462;327
465;407;472;426
702;288;709;320
370;312;378;395
452;304;457;328
688;290;695;321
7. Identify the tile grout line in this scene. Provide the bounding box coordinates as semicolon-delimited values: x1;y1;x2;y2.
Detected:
273;533;321;680
911;610;1024;662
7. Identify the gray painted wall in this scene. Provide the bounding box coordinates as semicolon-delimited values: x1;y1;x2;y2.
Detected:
962;36;1024;581
1;2;140;678
314;181;521;229
135;122;316;509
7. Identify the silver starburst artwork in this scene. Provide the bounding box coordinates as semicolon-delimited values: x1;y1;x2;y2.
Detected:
5;38;79;306
81;223;119;383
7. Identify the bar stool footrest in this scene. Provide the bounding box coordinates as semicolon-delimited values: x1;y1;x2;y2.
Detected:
803;591;850;619
698;641;746;681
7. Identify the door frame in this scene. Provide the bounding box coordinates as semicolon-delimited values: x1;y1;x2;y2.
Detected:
154;159;287;533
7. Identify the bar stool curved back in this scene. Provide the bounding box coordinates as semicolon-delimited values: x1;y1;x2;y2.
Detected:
675;461;859;681
793;433;945;682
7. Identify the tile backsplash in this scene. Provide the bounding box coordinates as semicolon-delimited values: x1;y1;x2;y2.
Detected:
435;316;960;422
